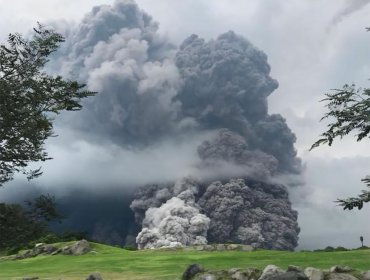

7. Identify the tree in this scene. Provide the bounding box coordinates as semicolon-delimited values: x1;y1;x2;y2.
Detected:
0;194;62;251
0;24;95;186
310;82;370;210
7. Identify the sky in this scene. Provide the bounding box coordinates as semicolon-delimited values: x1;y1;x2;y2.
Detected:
0;0;370;250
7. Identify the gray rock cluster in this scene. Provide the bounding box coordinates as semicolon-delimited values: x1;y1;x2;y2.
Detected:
14;240;91;260
183;264;370;280
186;244;254;252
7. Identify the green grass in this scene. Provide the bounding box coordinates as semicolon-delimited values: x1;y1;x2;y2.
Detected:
0;243;369;280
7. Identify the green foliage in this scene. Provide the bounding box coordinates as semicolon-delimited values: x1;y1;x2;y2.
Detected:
0;202;44;252
335;177;370;210
310;84;370;149
311;29;370;210
0;23;96;186
25;193;63;222
0;194;62;253
313;246;349;252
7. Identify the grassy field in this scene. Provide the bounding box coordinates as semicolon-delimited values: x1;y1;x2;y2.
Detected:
0;243;369;280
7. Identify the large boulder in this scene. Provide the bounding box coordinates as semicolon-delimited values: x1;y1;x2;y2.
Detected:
259;271;308;280
182;264;205;280
14;244;58;260
363;271;370;280
304;267;324;280
62;239;91;256
228;268;262;280
194;274;217;280
330;266;353;273
230;268;261;280
231;270;248;280
326;274;358;280
258;265;284;280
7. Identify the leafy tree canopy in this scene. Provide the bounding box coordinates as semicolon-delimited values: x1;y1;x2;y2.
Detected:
0;24;95;186
0;194;62;251
311;71;370;210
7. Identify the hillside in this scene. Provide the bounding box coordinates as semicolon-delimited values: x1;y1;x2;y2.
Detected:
0;243;369;280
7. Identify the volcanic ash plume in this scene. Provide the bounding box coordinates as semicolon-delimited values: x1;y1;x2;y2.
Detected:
199;179;299;250
132;177;299;250
131;31;301;250
44;0;301;250
133;178;209;249
197;129;279;179
53;0;183;146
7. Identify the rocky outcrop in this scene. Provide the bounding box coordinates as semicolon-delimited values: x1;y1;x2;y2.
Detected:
184;264;366;280
14;244;59;260
304;267;324;280
326;274;358;280
183;264;205;280
61;239;91;255
13;240;92;260
363;271;370;280
184;244;254;252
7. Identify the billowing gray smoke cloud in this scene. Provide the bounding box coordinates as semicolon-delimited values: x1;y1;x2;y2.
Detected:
130;28;301;249
199;179;299;250
175;31;301;174
133;178;209;249
197;129;278;179
16;0;302;250
52;0;185;146
132;177;299;250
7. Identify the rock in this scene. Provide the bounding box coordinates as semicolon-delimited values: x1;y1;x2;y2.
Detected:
245;268;262;280
259;266;307;280
326;273;358;280
196;245;206;251
14;244;58;260
363;271;370;280
231;270;249;280
182;264;205;280
259;265;284;280
230;268;261;280
229;268;241;274
62;239;91;255
227;244;240;250
304;267;324;280
288;265;302;272
51;249;62;255
217;244;226;251
22;277;39;280
86;272;103;280
240;245;254;252
34;243;44;248
195;274;217;280
35;244;58;255
260;271;308;280
330;266;353;273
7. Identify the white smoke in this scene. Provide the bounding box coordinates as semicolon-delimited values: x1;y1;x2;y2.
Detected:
136;178;210;249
